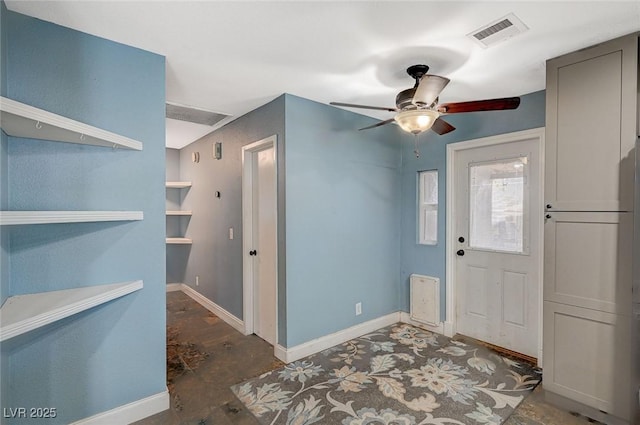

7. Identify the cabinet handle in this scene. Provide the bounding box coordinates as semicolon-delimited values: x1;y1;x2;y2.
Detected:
545;214;552;219
546;204;552;209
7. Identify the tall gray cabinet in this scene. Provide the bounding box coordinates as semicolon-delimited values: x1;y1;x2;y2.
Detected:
543;33;639;425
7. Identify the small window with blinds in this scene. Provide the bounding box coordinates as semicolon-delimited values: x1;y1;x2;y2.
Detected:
418;170;438;245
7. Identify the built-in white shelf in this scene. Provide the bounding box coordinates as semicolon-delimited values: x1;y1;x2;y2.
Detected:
166;181;192;189
166;237;192;245
0;211;143;226
166;210;192;216
0;280;143;342
0;96;143;150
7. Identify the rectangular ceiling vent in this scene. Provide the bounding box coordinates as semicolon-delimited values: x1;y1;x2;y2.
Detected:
468;13;529;48
166;102;229;126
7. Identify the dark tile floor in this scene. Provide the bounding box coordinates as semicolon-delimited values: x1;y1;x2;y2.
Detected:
135;291;596;425
134;291;282;424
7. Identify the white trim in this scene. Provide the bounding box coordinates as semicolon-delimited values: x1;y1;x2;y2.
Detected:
242;135;278;342
275;312;400;363
165;210;192;216
179;284;245;334
446;127;545;365
70;389;169;425
0;96;143;151
0;211;143;226
165;283;182;292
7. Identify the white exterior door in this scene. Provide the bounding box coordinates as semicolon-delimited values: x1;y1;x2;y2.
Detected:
243;136;278;346
454;137;541;358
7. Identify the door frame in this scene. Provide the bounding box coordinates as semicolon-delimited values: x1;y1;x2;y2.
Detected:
242;134;278;342
445;127;545;365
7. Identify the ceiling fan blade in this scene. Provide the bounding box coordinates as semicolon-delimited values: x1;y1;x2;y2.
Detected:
431;117;456;135
358;118;395;131
437;97;521;114
330;102;397;112
412;75;450;107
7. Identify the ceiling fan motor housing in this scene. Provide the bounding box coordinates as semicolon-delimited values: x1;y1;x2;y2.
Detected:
396;88;418;110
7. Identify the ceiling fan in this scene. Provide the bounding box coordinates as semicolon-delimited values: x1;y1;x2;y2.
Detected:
330;64;521;136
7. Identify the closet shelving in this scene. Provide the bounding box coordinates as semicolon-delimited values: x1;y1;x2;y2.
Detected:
0;96;144;340
0;96;142;150
166;237;192;245
0;211;143;226
0;281;144;342
166;210;192;216
165;181;192;189
166;181;192;245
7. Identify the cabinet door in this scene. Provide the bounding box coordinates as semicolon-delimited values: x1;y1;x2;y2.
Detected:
545;34;638;212
544;212;632;314
543;301;631;420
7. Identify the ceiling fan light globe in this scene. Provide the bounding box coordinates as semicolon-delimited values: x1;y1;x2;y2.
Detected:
394;109;439;135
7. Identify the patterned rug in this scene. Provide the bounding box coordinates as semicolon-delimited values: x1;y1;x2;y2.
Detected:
231;323;541;425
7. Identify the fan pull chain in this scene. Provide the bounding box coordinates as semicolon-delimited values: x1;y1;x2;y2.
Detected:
414;135;420;158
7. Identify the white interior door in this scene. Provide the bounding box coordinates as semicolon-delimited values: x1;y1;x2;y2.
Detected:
243;136;278;346
454;137;541;358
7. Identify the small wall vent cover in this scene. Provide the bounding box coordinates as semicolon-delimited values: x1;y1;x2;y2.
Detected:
468;13;529;48
166;102;229;126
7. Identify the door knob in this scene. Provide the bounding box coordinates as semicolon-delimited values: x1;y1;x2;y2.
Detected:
249;250;257;256
456;249;465;256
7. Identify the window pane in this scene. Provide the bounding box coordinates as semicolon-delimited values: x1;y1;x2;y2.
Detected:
469;157;527;253
418;170;438;245
421;171;438;204
420;208;438;244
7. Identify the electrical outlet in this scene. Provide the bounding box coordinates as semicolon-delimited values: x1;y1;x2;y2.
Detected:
196;276;199;286
229;228;234;240
355;302;362;316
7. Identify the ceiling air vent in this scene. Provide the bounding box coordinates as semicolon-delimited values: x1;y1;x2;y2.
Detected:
468;13;529;48
166;102;229;126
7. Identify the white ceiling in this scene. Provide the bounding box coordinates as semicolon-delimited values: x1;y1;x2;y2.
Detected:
6;1;640;149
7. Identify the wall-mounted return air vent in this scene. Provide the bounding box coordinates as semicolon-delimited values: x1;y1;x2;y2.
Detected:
166;102;229;126
468;13;529;48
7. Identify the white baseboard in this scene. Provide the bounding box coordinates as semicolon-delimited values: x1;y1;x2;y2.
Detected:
179;284;245;334
443;321;455;337
165;283;182;292
399;312;445;335
276;312;400;363
70;389;169;425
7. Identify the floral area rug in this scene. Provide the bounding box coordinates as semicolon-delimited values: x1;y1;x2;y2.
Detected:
231;323;541;425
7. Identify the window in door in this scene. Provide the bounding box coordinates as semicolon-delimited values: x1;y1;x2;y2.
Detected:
418;170;438;245
468;156;529;254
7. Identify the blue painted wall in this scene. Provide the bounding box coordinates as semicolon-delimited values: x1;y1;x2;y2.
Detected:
284;94;403;346
1;1;8;306
398;90;546;318
2;10;166;423
0;2;8;413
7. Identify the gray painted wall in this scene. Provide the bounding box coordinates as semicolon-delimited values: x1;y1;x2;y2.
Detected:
177;95;286;333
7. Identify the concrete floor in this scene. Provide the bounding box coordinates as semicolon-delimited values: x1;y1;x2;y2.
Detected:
135;291;598;425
